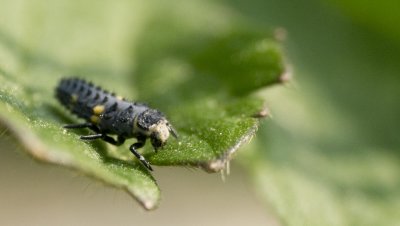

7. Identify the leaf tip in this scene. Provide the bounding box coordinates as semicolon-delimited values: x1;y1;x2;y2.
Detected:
199;123;259;173
252;106;271;118
274;27;288;42
141;198;159;211
279;69;292;83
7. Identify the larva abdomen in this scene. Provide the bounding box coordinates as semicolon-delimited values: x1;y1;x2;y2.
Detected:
55;78;118;121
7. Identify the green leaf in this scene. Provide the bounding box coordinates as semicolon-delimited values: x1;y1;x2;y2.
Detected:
0;1;287;209
192;31;286;95
133;23;287;171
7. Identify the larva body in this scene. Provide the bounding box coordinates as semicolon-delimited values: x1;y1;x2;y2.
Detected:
55;78;177;171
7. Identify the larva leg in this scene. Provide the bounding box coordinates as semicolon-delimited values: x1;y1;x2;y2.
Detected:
80;134;125;147
129;137;152;171
80;134;103;140
64;122;100;133
102;135;125;146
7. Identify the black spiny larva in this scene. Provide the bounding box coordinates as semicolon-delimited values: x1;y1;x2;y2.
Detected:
55;77;178;171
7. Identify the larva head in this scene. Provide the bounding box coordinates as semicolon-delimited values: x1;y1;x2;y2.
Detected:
137;109;178;149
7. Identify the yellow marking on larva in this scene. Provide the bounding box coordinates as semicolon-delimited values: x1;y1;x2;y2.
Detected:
68;94;78;109
71;94;78;103
90;115;100;124
116;95;124;100
93;105;105;115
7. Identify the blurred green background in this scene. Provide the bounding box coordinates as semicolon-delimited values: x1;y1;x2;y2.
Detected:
1;0;399;225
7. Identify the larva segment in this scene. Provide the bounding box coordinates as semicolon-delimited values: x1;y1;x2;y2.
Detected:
56;78;120;122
